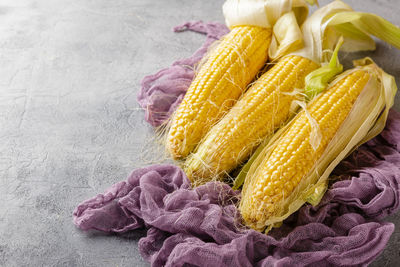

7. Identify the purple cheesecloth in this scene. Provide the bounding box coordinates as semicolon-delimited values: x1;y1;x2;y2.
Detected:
73;21;400;266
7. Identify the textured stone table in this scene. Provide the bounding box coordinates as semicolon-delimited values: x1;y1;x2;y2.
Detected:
0;0;399;266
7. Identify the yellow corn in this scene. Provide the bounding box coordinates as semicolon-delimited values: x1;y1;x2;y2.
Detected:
239;69;371;231
167;26;272;159
184;55;319;185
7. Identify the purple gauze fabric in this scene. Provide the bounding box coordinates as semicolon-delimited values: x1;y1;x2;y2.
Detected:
73;124;400;266
137;21;229;127
74;21;400;266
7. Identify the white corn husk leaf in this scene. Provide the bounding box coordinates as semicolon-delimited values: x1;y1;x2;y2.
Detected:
223;0;400;62
223;0;314;60
223;0;311;28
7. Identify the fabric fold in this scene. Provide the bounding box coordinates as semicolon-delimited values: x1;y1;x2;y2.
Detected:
73;158;397;266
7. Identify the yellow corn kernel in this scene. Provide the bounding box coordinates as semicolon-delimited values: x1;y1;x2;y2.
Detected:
185;56;319;185
167;26;272;159
240;69;371;231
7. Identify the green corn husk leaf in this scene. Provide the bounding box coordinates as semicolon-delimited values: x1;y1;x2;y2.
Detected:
327;11;400;51
304;36;344;99
239;58;397;232
329;22;375;52
294;0;400;63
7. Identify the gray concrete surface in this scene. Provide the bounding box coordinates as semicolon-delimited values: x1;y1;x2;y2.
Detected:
0;0;399;266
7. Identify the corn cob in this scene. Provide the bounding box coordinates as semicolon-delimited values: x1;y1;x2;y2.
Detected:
184;55;319;184
167;26;272;159
239;69;371;231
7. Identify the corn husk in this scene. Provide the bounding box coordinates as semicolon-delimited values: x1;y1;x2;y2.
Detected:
222;0;400;74
294;0;400;62
304;36;344;99
240;57;397;232
223;0;315;59
222;0;311;29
